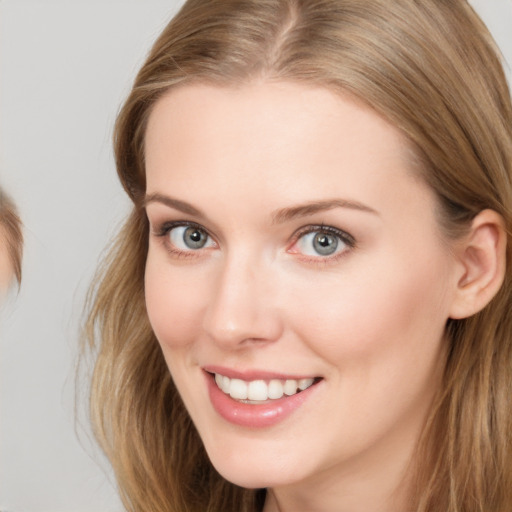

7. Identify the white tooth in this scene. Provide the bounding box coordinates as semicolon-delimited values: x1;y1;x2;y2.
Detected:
215;373;223;388
268;379;284;399
229;378;248;400
298;378;314;391
221;375;231;394
283;379;298;396
248;380;268;401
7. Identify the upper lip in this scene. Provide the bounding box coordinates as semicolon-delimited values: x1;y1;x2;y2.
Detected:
203;365;320;381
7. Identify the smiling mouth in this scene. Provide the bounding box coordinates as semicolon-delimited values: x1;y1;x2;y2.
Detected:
211;372;322;403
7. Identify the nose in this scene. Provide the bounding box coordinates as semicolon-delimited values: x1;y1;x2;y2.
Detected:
201;252;283;349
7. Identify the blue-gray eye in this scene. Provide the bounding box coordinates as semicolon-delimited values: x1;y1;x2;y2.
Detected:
169;225;213;250
297;230;347;257
313;232;338;255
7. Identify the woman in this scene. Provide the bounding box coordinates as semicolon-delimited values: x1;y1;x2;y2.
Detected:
0;188;22;293
84;1;512;510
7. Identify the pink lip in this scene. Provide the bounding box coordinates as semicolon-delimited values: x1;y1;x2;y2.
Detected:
204;369;321;428
203;365;315;382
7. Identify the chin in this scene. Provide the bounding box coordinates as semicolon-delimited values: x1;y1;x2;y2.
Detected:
203;440;310;490
213;463;291;490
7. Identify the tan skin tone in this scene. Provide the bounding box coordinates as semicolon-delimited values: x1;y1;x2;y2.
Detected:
143;82;506;512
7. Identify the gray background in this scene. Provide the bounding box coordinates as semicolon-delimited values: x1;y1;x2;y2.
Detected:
1;1;511;511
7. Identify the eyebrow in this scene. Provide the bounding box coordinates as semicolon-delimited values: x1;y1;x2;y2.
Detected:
271;199;378;224
144;193;204;217
144;193;378;223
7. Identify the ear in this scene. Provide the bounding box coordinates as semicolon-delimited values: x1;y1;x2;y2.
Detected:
449;209;507;320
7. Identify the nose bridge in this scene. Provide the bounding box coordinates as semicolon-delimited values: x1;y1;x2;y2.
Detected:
202;248;281;347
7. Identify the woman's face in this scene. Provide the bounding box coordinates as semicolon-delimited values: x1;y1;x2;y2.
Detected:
144;82;460;493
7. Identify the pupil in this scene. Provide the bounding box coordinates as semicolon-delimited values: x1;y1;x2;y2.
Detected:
184;227;207;249
313;232;338;255
190;230;201;242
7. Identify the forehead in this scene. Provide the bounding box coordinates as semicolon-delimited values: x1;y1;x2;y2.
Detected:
144;81;430;219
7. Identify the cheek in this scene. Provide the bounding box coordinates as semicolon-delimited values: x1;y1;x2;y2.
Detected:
286;250;452;367
144;253;206;350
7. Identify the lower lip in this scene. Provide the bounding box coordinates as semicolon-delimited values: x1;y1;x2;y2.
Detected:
205;372;320;428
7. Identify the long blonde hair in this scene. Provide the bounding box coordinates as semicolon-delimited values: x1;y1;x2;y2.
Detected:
84;1;512;510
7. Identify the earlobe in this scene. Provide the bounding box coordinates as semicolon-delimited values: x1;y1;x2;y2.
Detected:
449;209;507;320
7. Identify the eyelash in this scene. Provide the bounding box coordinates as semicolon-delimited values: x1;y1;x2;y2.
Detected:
153;221;216;259
289;224;356;263
152;221;356;263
